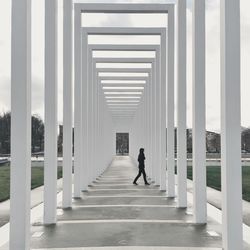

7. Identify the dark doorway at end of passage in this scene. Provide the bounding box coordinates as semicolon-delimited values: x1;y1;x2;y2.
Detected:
116;133;129;155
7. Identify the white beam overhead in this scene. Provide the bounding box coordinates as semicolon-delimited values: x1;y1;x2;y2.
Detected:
107;103;139;106
104;92;143;95
109;109;137;110
103;87;144;90
99;72;149;77
97;68;152;73
105;96;141;99
94;58;153;90
99;76;148;81
76;3;172;13
96;68;152;109
107;100;140;103
96;63;152;69
108;108;138;110
101;81;146;85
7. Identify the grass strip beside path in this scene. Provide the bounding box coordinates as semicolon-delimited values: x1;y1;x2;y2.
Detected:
0;165;62;202
1;164;250;202
186;165;250;202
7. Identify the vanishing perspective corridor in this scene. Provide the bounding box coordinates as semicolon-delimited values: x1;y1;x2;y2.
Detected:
4;1;247;249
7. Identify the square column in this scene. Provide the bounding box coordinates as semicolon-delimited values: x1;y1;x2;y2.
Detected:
87;51;95;182
73;6;82;197
149;64;154;178
160;32;167;191
93;67;98;178
44;0;58;224
220;0;243;249
62;0;73;208
151;64;156;182
81;30;88;191
10;0;31;248
152;65;158;183
145;76;150;174
177;0;187;208
155;54;161;185
95;73;99;177
167;7;175;197
192;0;207;223
97;79;105;172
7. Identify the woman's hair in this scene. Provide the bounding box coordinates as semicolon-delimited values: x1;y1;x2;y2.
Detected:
139;148;144;154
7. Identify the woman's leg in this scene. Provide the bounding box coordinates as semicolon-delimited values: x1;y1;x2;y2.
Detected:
133;169;142;184
142;169;148;184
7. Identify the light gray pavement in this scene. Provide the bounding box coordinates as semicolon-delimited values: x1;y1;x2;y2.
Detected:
186;177;250;226
29;156;226;250
1;156;249;250
0;179;63;227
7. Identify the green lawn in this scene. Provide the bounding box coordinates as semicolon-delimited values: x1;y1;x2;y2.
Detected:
0;164;62;202
1;164;250;203
186;165;250;202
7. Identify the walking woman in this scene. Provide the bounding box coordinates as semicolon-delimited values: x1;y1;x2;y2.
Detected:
133;148;150;185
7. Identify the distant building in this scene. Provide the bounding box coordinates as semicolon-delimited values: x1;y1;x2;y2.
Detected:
57;125;74;155
242;128;250;153
206;131;221;153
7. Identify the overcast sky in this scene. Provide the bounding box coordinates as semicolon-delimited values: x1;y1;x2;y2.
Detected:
0;0;249;132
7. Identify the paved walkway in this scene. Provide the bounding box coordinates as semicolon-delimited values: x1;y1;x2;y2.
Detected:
0;179;63;227
0;156;250;249
187;178;250;227
29;156;226;250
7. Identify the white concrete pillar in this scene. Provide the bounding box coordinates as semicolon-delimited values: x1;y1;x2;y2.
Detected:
44;0;58;224
93;69;98;177
151;67;156;182
144;92;147;150
192;0;207;223
92;65;96;178
73;6;82;197
81;30;88;191
137;104;141;151
88;52;94;182
160;33;167;191
62;0;73;208
10;0;31;248
149;66;154;178
145;77;150;176
155;54;161;185
220;0;243;249
152;70;157;183
142;91;146;150
96;75;100;176
148;80;152;178
167;7;175;197
177;0;187;208
96;75;102;175
98;80;104;172
140;103;143;149
145;78;149;171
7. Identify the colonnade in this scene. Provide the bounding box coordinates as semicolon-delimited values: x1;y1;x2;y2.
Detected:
10;1;242;250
